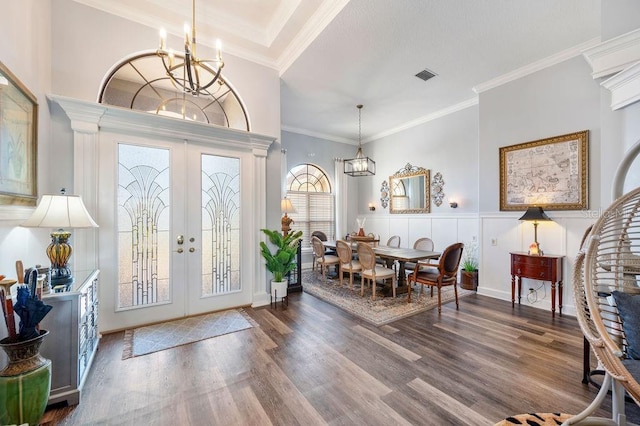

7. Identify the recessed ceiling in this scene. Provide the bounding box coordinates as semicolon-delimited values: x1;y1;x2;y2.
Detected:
72;0;601;144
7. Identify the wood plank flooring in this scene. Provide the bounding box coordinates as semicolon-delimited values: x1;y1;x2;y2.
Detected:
40;290;639;425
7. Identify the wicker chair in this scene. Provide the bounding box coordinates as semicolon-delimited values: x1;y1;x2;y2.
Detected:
336;240;362;289
565;189;640;425
312;236;340;283
404;237;435;274
357;242;396;300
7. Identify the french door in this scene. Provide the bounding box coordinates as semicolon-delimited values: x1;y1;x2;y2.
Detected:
101;135;250;330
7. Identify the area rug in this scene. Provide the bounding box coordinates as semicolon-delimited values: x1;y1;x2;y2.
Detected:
302;270;474;326
494;412;573;425
122;309;255;359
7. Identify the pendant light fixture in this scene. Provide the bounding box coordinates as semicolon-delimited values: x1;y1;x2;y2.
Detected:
344;104;375;176
157;0;224;96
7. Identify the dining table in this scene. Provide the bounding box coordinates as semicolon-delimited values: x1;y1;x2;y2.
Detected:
323;240;440;296
373;246;441;294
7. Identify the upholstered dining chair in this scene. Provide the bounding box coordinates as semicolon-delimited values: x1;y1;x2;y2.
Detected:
407;242;464;313
312;236;340;282
404;237;436;275
336;240;362;289
357;242;396;300
386;235;401;248
311;230;336;271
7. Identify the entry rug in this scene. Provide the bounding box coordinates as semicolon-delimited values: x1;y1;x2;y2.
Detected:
302;270;474;326
122;309;255;359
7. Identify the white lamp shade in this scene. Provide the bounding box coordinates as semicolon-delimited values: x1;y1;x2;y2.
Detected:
281;198;296;214
21;194;99;228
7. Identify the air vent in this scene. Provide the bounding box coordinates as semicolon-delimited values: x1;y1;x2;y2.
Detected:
415;68;437;82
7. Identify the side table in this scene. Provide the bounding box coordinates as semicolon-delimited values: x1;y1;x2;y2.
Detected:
510;252;564;317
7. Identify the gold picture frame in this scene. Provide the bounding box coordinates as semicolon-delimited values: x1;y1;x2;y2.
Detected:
499;130;588;211
0;61;38;206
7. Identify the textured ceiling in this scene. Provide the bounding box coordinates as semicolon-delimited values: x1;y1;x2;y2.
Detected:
72;0;601;143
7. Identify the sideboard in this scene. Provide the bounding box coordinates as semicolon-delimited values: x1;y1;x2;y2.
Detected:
40;269;100;406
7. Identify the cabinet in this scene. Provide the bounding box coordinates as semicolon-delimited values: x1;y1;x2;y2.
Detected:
40;269;100;406
510;252;563;316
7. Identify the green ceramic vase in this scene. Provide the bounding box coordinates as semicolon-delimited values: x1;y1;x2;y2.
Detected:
0;330;51;426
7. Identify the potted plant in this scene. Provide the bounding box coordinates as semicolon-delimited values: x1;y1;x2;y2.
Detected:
260;229;303;301
460;241;479;290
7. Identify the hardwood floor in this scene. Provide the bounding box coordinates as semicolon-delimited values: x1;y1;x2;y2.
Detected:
41;290;638;425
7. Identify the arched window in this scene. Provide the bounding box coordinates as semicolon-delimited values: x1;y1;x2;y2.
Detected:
98;51;250;131
286;164;334;247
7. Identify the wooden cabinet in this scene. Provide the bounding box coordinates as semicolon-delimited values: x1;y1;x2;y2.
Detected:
40;269;100;406
510;252;563;316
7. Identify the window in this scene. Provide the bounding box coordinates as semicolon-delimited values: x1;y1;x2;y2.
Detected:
286;164;334;248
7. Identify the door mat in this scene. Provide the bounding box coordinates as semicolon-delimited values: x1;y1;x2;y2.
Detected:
122;309;256;359
302;270;474;326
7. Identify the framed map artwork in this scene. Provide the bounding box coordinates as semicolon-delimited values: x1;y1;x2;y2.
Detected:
0;60;38;206
499;130;588;211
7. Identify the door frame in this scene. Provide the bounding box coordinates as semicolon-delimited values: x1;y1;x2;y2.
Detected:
51;95;275;332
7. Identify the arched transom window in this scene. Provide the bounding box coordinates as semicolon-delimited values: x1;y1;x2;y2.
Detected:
286;164;334;247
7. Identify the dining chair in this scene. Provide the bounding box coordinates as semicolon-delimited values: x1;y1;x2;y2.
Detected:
357;242;396;300
407;242;464;313
312;236;340;282
386;235;401;248
404;237;435;274
336;240;362;289
311;230;336;271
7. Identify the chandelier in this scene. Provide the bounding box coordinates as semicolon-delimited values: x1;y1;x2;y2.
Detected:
157;0;224;96
344;104;376;176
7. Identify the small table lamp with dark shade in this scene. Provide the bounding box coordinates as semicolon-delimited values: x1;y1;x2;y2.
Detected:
21;191;98;288
519;206;552;255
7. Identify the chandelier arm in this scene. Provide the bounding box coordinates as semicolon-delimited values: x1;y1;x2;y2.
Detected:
158;53;188;92
184;51;196;92
199;63;224;91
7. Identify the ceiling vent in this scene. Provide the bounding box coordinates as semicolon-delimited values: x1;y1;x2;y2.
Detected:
415;68;437;82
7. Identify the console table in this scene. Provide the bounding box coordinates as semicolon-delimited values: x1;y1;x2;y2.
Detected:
510;252;564;316
40;269;100;406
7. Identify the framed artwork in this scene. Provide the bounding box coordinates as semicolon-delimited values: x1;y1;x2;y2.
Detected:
499;130;588;211
0;61;38;206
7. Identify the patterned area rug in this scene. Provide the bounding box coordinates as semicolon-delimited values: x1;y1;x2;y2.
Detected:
302;270;474;326
494;412;573;425
122;309;255;359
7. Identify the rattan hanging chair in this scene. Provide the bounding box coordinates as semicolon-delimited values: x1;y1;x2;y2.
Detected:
566;187;640;425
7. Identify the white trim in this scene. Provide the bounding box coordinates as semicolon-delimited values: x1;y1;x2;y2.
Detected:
601;61;640;110
365;98;478;143
582;28;640;79
277;0;351;75
474;38;601;94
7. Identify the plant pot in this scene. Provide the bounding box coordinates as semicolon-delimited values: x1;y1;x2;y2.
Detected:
460;270;478;291
0;330;51;426
271;279;288;301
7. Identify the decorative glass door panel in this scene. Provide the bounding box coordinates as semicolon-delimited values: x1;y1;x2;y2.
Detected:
117;144;171;309
200;154;240;296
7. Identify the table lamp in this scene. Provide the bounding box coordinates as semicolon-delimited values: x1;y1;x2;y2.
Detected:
519;206;552;255
21;190;98;288
281;197;296;236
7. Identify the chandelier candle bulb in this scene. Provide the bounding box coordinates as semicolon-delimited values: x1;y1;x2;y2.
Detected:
216;39;222;62
159;28;166;50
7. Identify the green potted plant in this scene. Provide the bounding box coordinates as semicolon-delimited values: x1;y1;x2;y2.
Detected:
460;241;479;290
260;229;303;300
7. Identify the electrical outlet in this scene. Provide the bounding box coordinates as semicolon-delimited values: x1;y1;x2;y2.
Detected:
491;238;498;246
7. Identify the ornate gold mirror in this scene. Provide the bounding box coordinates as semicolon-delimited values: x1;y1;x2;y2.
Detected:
389;164;430;214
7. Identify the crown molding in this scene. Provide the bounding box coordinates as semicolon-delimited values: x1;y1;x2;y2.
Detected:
601;61;640;110
582;28;640;79
281;125;355;145
473;38;601;94
277;0;351;75
366;98;478;142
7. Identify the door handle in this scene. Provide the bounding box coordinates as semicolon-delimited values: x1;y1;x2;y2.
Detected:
189;247;195;253
177;235;184;245
175;248;184;253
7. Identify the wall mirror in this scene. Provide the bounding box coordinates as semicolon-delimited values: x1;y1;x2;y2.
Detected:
389;164;430;214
